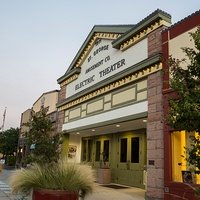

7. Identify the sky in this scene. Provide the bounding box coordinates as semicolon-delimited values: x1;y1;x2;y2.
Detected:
0;0;200;131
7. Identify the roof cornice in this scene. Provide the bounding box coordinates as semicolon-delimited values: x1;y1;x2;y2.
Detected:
57;25;134;83
112;9;171;49
57;67;81;85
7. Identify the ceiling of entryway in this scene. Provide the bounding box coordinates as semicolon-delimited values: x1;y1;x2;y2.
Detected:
70;117;147;137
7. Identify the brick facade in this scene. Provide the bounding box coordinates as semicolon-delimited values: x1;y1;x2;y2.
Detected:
57;110;65;133
148;27;163;57
146;70;164;200
58;85;66;103
57;85;66;133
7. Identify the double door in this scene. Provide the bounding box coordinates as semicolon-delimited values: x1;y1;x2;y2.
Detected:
81;131;146;188
94;136;111;168
116;132;146;187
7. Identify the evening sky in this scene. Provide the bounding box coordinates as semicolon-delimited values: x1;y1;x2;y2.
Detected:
0;0;199;130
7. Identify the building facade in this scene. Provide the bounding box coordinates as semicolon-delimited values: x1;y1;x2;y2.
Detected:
17;90;59;167
32;90;59;134
57;9;171;199
17;108;32;167
162;10;200;200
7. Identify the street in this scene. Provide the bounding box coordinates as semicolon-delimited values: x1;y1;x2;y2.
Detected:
0;169;30;200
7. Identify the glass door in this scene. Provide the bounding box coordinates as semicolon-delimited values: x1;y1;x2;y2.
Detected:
94;137;110;168
117;132;145;187
81;138;93;164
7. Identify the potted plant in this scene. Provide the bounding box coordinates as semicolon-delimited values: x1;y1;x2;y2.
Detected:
98;152;111;184
9;159;95;200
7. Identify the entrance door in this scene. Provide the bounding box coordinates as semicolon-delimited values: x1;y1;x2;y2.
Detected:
81;138;93;164
116;132;146;188
94;137;110;168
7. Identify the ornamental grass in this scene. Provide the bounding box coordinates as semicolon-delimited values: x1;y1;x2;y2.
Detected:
9;159;95;197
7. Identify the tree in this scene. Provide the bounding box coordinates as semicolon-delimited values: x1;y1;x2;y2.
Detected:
168;27;200;171
0;128;19;156
0;128;20;165
25;108;60;165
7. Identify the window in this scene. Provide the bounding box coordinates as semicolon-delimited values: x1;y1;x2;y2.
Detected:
103;140;109;162
120;138;127;163
81;139;93;162
95;141;101;161
131;137;139;163
88;139;93;162
82;140;87;161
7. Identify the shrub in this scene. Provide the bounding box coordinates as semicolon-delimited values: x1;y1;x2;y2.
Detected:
6;155;16;166
9;159;95;198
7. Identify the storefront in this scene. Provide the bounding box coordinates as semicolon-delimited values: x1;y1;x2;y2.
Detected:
162;10;200;200
57;9;171;198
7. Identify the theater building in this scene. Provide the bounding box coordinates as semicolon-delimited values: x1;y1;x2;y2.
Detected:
162;10;200;199
57;9;171;199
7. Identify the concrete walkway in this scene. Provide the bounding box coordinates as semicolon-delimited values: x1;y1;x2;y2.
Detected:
0;169;145;200
85;183;145;200
0;183;145;200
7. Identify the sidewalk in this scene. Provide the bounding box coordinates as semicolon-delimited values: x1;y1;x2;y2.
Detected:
0;183;145;200
0;169;145;200
0;189;28;200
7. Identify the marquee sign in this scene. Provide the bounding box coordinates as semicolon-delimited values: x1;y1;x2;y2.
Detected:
66;38;148;97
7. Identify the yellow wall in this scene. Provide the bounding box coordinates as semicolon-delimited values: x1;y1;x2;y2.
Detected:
61;134;69;159
171;131;200;184
171;131;186;181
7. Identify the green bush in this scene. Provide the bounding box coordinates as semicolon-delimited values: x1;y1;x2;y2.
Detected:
6;155;16;166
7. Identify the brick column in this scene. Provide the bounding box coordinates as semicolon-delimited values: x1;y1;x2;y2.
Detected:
146;70;164;200
148;27;163;57
57;110;65;133
57;85;66;133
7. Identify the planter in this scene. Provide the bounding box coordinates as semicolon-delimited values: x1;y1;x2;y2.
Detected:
98;168;111;184
32;188;78;200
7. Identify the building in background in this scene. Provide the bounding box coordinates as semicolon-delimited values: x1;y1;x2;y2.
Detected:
32;90;59;135
16;108;32;167
17;90;59;167
57;9;171;199
162;10;200;200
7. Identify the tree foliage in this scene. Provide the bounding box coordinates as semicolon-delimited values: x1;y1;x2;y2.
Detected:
0;127;19;157
168;27;200;171
25;108;60;165
168;27;200;132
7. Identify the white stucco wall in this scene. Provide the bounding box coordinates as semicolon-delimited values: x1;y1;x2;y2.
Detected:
63;101;147;132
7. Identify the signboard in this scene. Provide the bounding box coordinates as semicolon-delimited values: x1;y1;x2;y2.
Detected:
66;38;148;97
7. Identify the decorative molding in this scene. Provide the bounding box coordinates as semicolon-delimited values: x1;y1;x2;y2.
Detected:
60;74;79;87
57;62;162;111
58;19;167;86
75;33;121;68
120;19;170;51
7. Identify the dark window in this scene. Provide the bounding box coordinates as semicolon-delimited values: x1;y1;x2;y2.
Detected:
95;141;101;161
88;139;93;162
120;138;127;162
82;140;87;161
103;140;109;162
131;137;139;163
